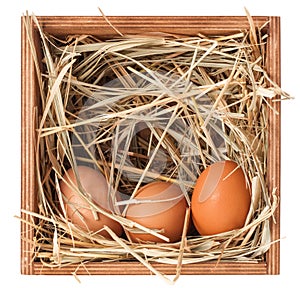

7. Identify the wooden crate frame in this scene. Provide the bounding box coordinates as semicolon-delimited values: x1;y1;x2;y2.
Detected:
21;15;281;276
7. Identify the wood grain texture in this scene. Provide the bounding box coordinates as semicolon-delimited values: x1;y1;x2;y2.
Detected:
21;15;280;276
32;261;267;275
21;16;36;275
265;16;281;275
34;16;270;37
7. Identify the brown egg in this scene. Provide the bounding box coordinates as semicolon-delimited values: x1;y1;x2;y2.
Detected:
125;181;188;243
60;166;123;238
191;160;251;236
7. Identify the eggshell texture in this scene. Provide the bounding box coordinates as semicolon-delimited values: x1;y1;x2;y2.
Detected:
60;166;123;238
191;160;251;236
125;181;188;243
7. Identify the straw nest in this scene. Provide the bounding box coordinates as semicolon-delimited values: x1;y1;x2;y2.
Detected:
22;12;290;283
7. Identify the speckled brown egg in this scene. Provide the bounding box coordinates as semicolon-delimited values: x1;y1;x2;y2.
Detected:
191;160;251;236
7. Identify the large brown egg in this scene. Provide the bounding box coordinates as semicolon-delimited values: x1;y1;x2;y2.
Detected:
191;160;251;236
125;181;188;243
60;166;123;238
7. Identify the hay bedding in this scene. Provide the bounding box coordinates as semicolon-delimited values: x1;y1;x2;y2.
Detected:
22;12;290;282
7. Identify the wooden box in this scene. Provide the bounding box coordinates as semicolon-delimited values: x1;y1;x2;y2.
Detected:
21;15;281;276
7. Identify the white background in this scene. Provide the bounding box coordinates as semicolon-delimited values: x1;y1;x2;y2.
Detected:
1;0;298;287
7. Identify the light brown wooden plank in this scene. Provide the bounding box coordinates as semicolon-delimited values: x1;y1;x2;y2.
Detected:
265;16;281;275
35;16;270;37
32;261;267;275
21;15;36;275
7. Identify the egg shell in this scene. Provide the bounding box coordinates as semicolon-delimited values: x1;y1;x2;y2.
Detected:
191;160;251;236
60;166;123;238
125;181;188;243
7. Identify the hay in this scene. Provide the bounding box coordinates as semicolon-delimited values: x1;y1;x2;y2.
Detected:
21;11;290;283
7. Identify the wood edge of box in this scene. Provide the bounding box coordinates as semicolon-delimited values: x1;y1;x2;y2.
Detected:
31;261;268;276
23;15;272;38
265;16;281;275
21;16;38;275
